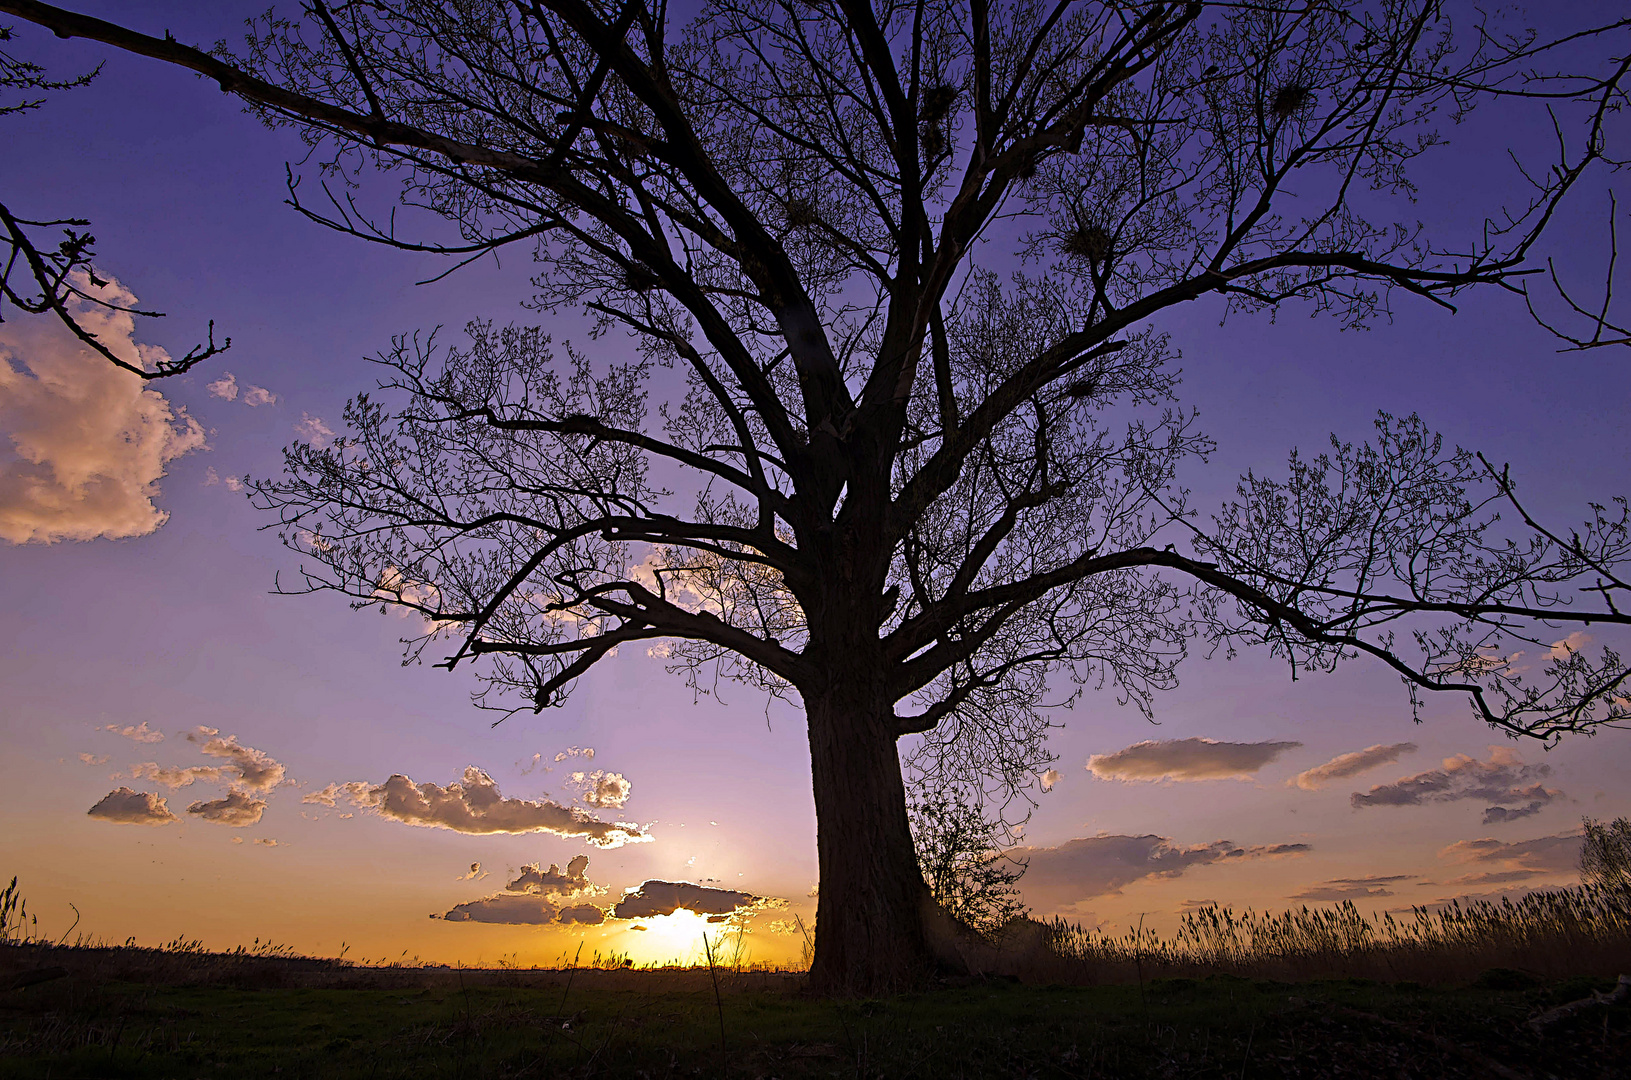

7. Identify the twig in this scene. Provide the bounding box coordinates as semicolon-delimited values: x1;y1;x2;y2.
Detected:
703;931;727;1054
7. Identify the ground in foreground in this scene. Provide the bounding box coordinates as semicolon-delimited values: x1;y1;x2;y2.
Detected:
2;948;1627;1079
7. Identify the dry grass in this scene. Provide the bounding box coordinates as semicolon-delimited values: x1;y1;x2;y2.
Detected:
1025;883;1631;986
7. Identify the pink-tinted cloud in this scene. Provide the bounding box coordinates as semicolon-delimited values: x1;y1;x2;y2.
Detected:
1437;831;1582;885
130;763;232;788
186;788;267;827
87;787;176;826
572;770;631;809
1039;768;1061;792
104;722;163;744
1008;834;1310;913
187;733;286;791
1350;747;1560;824
1292;743;1418;790
1087;738;1302;782
1289;874;1414;901
305;767;648;847
0;275;206;543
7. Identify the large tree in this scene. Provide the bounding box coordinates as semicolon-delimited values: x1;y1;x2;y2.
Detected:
7;0;1629;993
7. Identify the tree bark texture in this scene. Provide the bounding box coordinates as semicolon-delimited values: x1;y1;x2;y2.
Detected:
805;678;947;995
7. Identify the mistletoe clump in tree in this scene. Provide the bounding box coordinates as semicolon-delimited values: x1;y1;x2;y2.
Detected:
8;0;1630;994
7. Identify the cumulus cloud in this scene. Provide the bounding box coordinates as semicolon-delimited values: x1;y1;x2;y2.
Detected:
1005;834;1310;914
1039;768;1061;792
77;752;108;766
555;747;595;762
1350;747;1560;824
1292;743;1418;790
87;787;178;825
1290;874;1414;901
0;276;206;543
294;412;334;448
130;762;232;788
1087;738;1302;782
206;373;239;401
506;854;595;897
186;788;267;827
436;852;607;924
571;770;631;809
187;733;286;791
241;385;275;407
105;722;163;744
612;880;775;920
1437;831;1583;885
255;838;279;847
304;767;649;847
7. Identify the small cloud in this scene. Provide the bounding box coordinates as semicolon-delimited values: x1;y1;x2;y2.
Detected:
306;767;649;847
1292;742;1418;790
611;880;778;920
232;836;244;844
186;788;267;827
206;373;239;401
459;863;487;881
554;747;595;762
519;753;546;775
507;854;596;898
1549;631;1592;662
87;787;177;826
242;385;276;407
105;722;163;744
77;753;109;766
1039;768;1061;792
131;762;233;788
1087;737;1302;782
224;474;244;492
1350;747;1560;822
571;770;631;809
294;412;334;447
254;838;279;847
188;733;286;791
1289;874;1413;902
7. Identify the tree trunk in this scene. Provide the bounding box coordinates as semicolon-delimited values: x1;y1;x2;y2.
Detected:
805;678;955;995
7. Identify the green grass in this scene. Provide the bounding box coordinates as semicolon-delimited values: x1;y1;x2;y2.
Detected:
1;961;1627;1078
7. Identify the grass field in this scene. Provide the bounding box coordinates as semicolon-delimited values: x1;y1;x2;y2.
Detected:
3;879;1629;1077
1;944;1627;1078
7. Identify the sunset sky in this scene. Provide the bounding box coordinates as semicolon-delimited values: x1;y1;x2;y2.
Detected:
2;2;1627;971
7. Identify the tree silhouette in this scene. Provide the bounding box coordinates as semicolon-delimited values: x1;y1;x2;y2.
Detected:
6;0;1629;993
1;20;228;377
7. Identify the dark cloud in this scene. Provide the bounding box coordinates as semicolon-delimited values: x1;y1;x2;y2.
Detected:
1012;834;1311;913
612;880;773;920
1292;743;1417;790
87;787;176;826
1087;738;1302;782
557;904;606;925
187;733;286;791
304;767;648;847
186;788;267;827
436;853;611;925
437;893;567;924
1350;748;1559;822
1290;874;1413;901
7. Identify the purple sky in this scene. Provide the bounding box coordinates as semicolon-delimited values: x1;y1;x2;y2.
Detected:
1;2;1627;967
